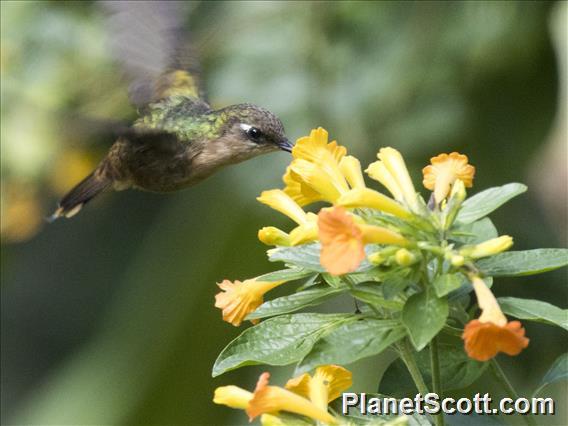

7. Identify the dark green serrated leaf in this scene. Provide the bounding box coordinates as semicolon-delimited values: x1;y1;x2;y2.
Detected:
533;353;568;397
433;273;463;297
380;340;488;396
256;268;316;282
351;283;404;310
402;289;449;350
247;286;346;320
456;183;527;224
477;249;568;277
451;218;498;245
212;313;350;376
498;297;568;331
297;318;406;373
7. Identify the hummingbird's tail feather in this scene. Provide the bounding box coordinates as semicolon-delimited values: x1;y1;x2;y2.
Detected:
48;171;111;221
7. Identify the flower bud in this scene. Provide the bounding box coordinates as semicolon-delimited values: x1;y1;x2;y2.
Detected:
461;236;513;259
395;248;419;266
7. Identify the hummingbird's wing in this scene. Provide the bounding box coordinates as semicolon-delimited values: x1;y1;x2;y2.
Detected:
99;1;207;109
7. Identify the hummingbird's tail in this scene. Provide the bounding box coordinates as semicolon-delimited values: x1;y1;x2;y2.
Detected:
48;170;112;221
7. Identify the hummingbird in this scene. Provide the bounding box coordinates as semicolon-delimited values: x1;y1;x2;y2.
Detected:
50;1;292;220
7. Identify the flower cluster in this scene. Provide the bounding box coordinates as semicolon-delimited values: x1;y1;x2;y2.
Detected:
212;127;567;425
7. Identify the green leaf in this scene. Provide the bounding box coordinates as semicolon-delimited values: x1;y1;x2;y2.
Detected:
297;318;406;373
451;218;498;245
498;297;568;331
383;274;413;300
476;249;568;276
247;286;346;320
456;183;527;224
402;289;449;350
268;243;324;271
380;339;488;396
322;273;344;288
350;283;404;310
533;353;568;396
212;313;350;376
268;243;373;272
433;273;463;297
256;268;316;282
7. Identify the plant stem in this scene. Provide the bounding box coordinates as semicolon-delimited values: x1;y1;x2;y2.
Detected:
398;339;429;396
490;359;537;426
430;336;444;426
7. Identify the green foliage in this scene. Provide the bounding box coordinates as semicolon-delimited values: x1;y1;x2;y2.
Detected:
476;249;568;276
498;297;568;331
456;183;527;224
433;274;463;298
380;342;488;396
402;289;449;351
533;353;568;397
297;318;406;373
213;313;351;376
247;285;345;320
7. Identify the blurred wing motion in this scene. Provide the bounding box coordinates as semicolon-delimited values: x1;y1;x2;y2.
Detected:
99;0;207;107
50;1;206;221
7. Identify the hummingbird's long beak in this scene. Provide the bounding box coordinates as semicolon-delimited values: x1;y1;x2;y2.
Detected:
278;138;294;153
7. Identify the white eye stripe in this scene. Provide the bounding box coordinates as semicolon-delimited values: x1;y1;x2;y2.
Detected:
240;124;252;131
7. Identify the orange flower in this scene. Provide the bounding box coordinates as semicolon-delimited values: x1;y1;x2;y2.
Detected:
462;276;529;361
422;152;475;203
463;320;529;361
318;206;408;275
246;372;336;424
215;278;286;326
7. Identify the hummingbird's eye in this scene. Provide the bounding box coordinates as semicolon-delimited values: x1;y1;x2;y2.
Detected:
246;127;262;142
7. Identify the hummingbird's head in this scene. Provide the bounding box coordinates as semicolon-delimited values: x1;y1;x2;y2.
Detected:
218;104;293;159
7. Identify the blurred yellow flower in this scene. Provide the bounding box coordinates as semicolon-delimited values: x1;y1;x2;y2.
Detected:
215;278;287;326
422;152;475;204
367;147;420;212
462;276;529;361
318;206;408;275
247;372;337;424
285;365;352;411
0;181;43;243
49;148;97;196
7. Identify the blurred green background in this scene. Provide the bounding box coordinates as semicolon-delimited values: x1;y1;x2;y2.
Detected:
1;1;566;425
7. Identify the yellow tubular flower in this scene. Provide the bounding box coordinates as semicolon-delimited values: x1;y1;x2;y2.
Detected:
462;276;529;361
365;160;405;202
247;373;337;424
257;190;308;225
215;278;287;326
284;127;350;206
462;236;513;259
339;156;366;189
285;365;352;411
290;159;349;204
337;187;412;219
283;166;324;206
292;127;346;163
289;213;319;245
377;147;420;211
258;227;291;246
318;206;408;275
422;152;475;204
213;386;253;409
